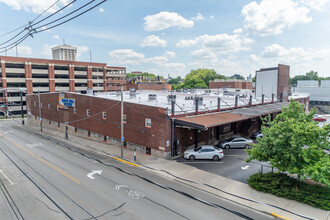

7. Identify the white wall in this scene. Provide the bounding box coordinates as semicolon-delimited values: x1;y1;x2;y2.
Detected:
256;69;278;98
295;87;330;101
297;80;318;87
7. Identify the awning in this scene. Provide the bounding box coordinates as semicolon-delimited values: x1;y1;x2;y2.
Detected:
175;102;289;130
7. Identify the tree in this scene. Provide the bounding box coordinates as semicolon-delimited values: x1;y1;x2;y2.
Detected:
247;100;330;186
168;76;182;85
289;71;329;85
185;68;226;87
182;78;208;89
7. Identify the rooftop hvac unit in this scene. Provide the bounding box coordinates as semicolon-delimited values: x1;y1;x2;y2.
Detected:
116;91;121;96
204;89;211;94
167;95;176;104
194;96;203;105
162;88;166;91
185;96;194;100
148;94;157;101
130;88;136;98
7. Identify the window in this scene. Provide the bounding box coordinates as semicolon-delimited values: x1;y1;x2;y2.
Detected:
86;109;90;116
74;107;77;114
41;103;43;108
48;104;50;109
57;105;59;111
102;112;107;119
34;102;36;107
123;114;127;123
145;118;151;128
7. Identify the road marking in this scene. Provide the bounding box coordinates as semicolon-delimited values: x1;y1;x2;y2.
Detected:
115;185;145;199
115;185;128;190
87;170;102;179
241;165;250;170
113;157;139;167
181;161;224;164
0;170;14;185
270;212;291;220
0;135;80;184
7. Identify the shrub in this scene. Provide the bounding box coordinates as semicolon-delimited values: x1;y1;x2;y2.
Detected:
248;172;330;210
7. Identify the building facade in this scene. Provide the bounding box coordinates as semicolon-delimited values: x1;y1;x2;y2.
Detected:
0;56;126;116
255;64;290;101
52;45;78;61
209;79;253;90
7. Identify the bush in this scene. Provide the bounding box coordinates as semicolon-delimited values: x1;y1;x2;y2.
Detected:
248;172;330;210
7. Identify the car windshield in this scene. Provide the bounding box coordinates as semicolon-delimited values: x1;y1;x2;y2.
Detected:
194;147;201;152
226;137;235;142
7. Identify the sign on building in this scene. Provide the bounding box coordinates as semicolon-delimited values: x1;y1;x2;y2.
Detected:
58;93;75;109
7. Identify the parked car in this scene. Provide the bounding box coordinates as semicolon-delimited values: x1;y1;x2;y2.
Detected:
312;115;327;122
218;136;253;149
184;145;224;161
251;132;264;139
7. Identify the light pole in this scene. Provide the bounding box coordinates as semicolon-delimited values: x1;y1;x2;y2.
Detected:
38;90;42;132
120;86;124;158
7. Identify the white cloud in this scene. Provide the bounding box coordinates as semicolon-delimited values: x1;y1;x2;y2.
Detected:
0;0;69;14
143;11;194;31
250;44;330;76
242;0;312;36
17;45;32;55
53;35;59;39
233;28;243;34
176;39;198;47
141;35;167;47
99;7;104;13
146;56;168;64
177;33;254;53
209;15;214;19
40;44;56;57
108;49;145;66
303;0;330;11
191;13;205;21
164;51;176;58
160;62;186;73
76;45;88;58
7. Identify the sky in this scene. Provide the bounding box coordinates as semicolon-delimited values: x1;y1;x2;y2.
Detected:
0;0;330;78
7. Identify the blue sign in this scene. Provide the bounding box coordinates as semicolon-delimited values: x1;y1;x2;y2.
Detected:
61;98;75;107
121;137;124;141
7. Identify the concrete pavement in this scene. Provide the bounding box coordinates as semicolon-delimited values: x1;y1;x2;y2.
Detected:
21;118;330;220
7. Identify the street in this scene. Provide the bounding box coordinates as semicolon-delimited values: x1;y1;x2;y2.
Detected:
0;120;272;220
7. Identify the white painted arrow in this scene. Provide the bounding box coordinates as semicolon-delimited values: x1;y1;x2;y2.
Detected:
115;185;128;190
241;165;250;170
87;170;102;179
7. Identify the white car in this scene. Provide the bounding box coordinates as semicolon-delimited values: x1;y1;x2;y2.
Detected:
184;145;224;161
218;136;253;149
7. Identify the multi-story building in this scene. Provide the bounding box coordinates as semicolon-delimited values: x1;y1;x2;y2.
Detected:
52;44;78;61
0;55;126;116
209;79;253;90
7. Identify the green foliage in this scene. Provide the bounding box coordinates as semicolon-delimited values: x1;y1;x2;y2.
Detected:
248;172;330;210
126;72;158;79
252;76;256;82
247;100;330;186
290;71;330;85
168;76;182;85
180;68;226;89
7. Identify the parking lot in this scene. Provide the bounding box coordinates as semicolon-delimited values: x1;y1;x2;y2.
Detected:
177;148;275;184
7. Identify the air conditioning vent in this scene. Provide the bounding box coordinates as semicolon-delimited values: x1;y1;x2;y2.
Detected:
148;94;157;101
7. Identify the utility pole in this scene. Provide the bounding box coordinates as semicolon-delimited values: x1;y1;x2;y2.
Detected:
38;90;42;132
3;90;7;118
120;86;124;158
20;90;24;125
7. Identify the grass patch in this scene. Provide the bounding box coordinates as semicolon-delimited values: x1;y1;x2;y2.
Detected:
248;172;330;210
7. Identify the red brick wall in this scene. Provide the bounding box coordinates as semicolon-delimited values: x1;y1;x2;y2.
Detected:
278;64;290;101
209;81;252;90
26;92;171;152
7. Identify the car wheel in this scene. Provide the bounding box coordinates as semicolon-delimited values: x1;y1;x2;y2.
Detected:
245;144;249;149
213;155;219;161
189;155;195;161
225;145;230;149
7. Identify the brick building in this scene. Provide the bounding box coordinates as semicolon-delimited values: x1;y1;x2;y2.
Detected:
26;89;304;158
0;55;126;115
126;83;171;91
209;79;253;90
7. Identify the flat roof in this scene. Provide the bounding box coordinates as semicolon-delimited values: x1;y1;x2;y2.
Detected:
94;89;275;116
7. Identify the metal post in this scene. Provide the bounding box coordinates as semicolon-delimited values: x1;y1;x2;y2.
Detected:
120;86;124;158
195;98;199;114
65;126;68;139
249;95;253;106
38;90;42;132
171;100;175;117
171;118;175;157
272;93;275;103
3;90;7;118
235;95;238;108
217;97;221;111
262;94;265;104
20;91;24;125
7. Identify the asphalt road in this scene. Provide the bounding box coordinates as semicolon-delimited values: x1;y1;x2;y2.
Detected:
0;120;272;220
177;148;275;184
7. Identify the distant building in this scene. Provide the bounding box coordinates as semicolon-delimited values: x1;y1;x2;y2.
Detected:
255;64;290;101
293;80;330;113
209;79;253;90
52;45;77;61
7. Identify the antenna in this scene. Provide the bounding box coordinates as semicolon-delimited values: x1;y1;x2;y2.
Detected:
90;50;92;62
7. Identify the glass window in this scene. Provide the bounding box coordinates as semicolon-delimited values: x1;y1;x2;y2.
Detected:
86;109;90;116
145;118;151;128
102;112;106;119
123;114;127;123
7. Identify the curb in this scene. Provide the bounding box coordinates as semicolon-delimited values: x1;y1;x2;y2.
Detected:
113;157;139;167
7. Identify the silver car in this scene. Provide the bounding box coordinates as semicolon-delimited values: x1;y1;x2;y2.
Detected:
219;136;253;149
184;145;224;161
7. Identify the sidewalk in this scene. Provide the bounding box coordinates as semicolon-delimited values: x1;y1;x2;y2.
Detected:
24;122;329;220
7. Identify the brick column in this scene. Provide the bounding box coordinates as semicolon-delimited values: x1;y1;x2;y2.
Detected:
69;64;75;92
25;62;33;94
48;63;55;92
1;60;7;89
87;66;93;89
103;68;107;92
